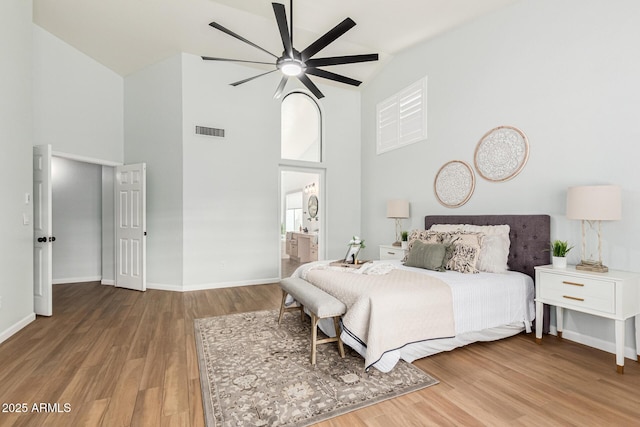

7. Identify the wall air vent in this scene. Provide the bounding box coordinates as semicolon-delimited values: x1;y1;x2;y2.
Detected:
196;126;225;138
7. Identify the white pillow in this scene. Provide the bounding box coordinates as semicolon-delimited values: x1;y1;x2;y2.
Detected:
461;224;510;273
429;224;463;232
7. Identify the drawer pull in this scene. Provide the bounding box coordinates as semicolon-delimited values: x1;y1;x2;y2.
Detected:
562;281;584;287
387;252;395;255
563;295;585;302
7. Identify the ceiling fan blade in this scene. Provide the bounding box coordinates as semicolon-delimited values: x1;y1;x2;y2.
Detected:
209;22;278;59
272;3;293;58
300;18;356;61
298;74;324;99
306;53;379;67
230;69;277;86
273;76;289;99
201;56;274;66
305;68;361;86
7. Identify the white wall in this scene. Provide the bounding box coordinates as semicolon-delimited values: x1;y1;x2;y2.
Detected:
361;0;640;355
32;25;124;163
0;0;35;343
124;54;184;288
181;54;361;288
51;157;102;283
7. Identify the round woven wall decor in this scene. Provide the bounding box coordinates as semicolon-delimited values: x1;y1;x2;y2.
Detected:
474;126;529;182
434;160;475;208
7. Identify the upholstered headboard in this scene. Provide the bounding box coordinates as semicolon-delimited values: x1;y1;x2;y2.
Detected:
424;214;551;280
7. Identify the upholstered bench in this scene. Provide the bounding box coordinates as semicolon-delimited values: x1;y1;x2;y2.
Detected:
278;277;346;365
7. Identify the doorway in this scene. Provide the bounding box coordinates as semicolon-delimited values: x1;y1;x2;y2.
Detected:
51;156;114;285
280;168;324;278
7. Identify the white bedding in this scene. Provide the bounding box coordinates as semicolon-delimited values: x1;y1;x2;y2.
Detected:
291;259;535;372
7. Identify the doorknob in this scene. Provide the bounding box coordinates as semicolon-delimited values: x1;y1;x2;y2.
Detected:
37;237;47;243
49;236;56;242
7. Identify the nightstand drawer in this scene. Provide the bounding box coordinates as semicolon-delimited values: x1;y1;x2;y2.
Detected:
539;272;615;313
379;245;405;260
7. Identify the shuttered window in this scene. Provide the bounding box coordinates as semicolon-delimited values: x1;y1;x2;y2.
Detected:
376;76;427;154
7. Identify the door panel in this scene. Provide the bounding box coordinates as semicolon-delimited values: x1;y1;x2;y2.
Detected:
115;163;146;291
33;145;52;316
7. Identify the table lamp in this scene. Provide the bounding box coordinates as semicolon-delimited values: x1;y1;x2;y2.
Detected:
566;185;621;272
386;199;409;246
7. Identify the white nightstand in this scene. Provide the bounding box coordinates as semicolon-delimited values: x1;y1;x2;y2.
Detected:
534;265;640;373
379;244;406;260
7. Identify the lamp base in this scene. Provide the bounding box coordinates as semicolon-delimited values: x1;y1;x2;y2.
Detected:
576;260;608;273
392;241;401;247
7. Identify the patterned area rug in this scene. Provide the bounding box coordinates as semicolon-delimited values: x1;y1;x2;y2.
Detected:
194;310;439;426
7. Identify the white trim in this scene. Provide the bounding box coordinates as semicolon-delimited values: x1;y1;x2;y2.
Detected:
101;279;115;286
553;328;639;361
52;151;122;167
146;278;280;293
0;313;36;345
53;276;102;285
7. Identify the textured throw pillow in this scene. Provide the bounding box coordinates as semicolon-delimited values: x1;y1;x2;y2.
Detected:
445;231;483;274
429;224;463;233
404;241;448;271
461;224;510;273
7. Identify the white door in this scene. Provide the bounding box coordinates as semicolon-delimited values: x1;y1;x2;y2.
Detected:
115;163;146;291
33;145;53;316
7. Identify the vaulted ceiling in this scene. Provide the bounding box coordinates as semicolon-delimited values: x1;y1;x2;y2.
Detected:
33;0;517;83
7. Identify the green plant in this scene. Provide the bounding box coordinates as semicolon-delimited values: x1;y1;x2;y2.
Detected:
401;231;408;241
551;240;573;257
348;236;366;249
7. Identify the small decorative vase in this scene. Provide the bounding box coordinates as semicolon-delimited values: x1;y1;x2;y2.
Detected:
401;241;408;249
552;256;567;269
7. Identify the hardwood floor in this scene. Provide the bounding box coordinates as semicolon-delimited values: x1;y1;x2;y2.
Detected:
1;282;639;426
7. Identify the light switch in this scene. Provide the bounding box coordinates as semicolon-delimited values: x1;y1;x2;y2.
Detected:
25;193;31;204
23;213;30;225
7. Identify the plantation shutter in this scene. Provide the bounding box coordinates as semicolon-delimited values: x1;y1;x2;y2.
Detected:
376;76;427;154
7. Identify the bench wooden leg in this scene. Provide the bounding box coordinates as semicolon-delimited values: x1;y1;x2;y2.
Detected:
278;289;287;324
333;316;345;358
311;314;319;365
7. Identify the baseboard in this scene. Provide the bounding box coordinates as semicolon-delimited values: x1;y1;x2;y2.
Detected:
0;313;36;345
554;329;638;361
146;282;184;292
101;279;114;286
146;277;280;293
53;276;102;285
183;277;280;292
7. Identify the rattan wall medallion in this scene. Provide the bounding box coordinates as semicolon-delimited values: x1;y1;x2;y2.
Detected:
434;160;475;208
474;126;529;182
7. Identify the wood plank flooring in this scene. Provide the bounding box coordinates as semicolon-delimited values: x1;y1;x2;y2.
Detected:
1;282;639;426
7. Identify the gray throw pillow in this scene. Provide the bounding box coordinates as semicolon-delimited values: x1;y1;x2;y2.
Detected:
403;241;447;271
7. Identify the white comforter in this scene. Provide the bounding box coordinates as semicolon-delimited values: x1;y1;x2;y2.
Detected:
292;260;535;372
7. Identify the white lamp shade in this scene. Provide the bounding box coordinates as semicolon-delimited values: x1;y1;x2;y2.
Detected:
386;199;410;218
566;185;621;221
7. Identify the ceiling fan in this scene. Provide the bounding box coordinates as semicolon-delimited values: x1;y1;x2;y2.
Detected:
201;0;379;99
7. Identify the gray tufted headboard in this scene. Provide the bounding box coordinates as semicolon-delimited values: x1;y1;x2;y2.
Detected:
424;214;551;280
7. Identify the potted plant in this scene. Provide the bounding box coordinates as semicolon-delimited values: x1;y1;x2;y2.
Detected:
551;240;573;269
401;231;409;249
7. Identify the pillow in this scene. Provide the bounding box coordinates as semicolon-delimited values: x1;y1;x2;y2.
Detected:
429;224;463;233
461;224;510;273
403;230;445;262
404;241;447;271
445;231;483;274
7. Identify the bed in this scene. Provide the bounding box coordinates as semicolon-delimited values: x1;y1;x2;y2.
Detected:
291;214;550;372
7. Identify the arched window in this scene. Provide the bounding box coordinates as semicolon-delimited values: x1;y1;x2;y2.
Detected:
281;92;321;162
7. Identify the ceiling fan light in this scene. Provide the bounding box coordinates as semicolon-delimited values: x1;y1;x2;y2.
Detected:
280;62;303;76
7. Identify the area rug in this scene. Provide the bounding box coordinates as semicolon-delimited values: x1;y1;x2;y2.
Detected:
194;310;439;427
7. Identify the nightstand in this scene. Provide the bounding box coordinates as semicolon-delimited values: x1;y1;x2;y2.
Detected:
379;244;406;260
534;265;640;373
